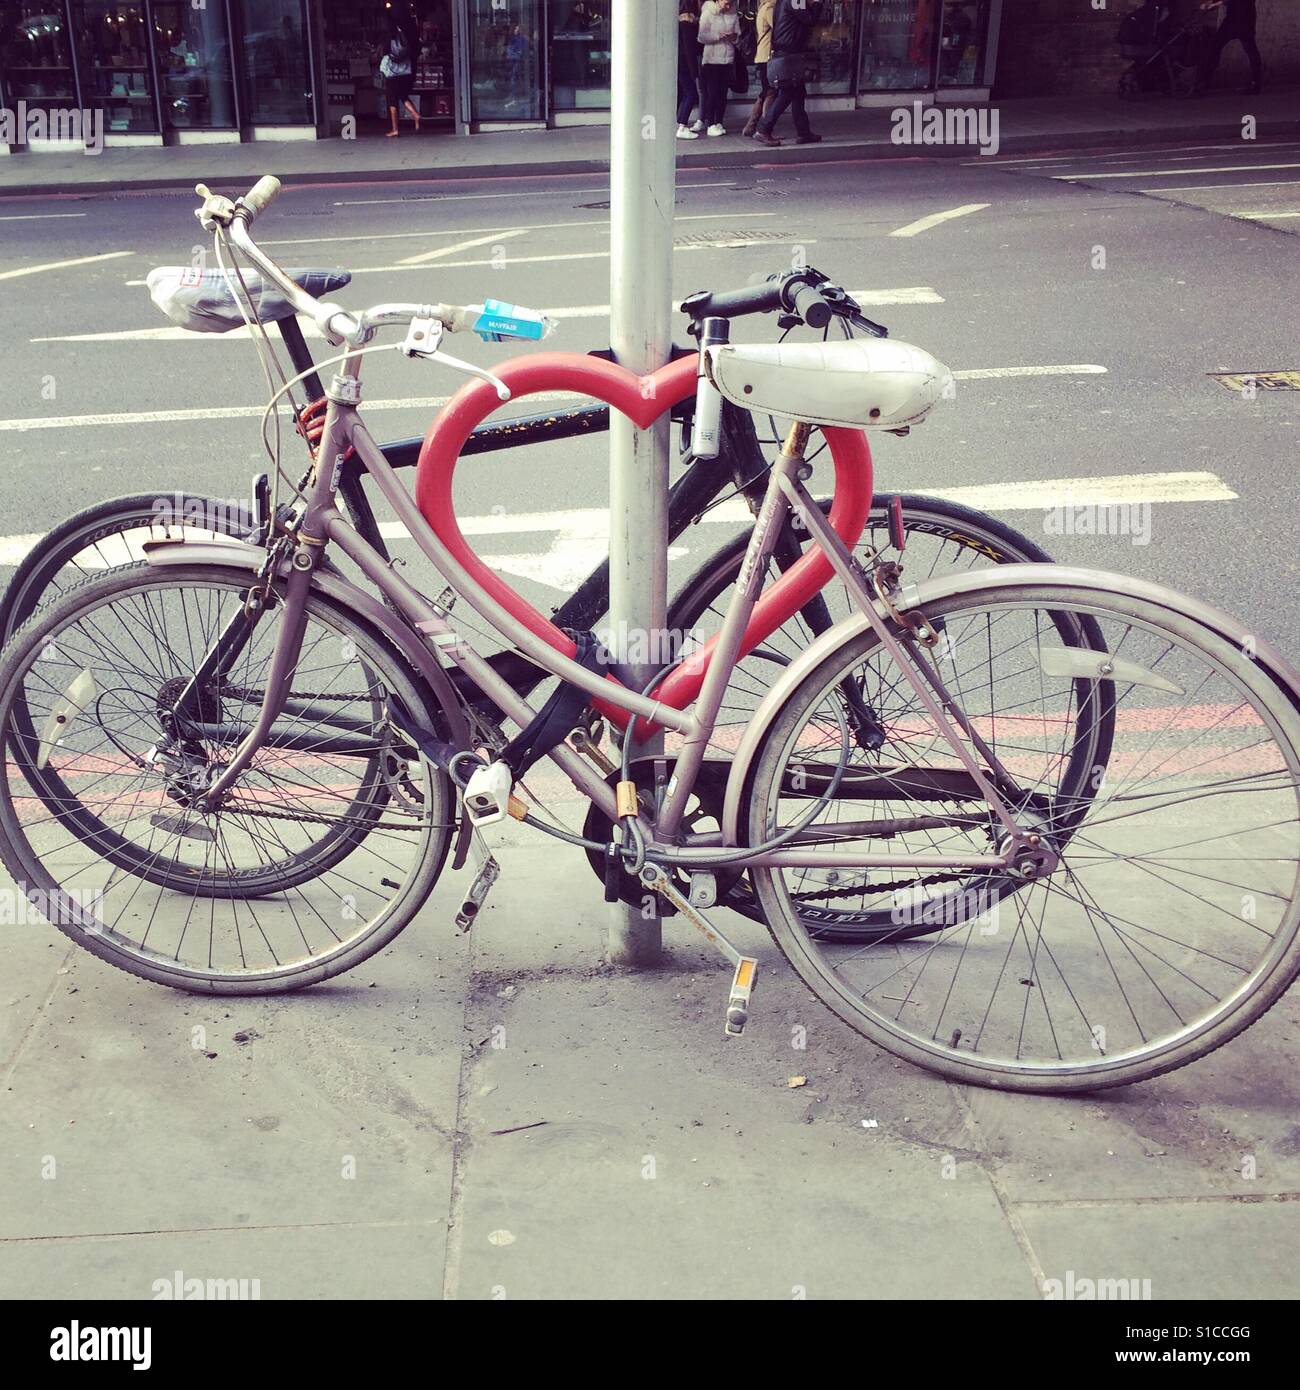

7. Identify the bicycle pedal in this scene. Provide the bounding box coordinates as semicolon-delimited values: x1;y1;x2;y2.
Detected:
455;852;500;931
726;957;759;1037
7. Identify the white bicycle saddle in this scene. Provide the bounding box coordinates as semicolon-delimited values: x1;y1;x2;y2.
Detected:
706;337;953;431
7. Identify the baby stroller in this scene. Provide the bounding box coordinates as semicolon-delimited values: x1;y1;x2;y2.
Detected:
1117;1;1208;98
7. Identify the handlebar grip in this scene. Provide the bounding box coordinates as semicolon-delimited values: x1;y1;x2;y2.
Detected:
682;281;785;320
241;175;282;222
787;280;833;331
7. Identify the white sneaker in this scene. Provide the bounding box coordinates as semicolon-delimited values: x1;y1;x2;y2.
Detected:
689;118;704;132
706;123;726;137
676;124;699;139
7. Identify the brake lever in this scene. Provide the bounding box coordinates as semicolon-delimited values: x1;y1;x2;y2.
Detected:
194;182;237;232
402;318;511;401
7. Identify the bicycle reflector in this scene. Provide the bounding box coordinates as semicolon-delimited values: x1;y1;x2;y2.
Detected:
470;299;551;343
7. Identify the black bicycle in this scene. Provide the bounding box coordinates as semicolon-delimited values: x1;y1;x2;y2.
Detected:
0;267;1080;939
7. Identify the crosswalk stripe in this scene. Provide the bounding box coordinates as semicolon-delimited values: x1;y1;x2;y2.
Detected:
0;471;1232;573
35;288;948;343
1056;162;1300;181
0;361;1100;431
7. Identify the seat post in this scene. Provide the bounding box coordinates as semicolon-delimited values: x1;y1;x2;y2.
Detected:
277;316;324;401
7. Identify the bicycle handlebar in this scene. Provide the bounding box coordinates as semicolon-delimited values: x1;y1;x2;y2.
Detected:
681;269;837;332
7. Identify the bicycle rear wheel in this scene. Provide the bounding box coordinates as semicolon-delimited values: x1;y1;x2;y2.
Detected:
0;563;453;993
744;579;1300;1091
669;493;1111;938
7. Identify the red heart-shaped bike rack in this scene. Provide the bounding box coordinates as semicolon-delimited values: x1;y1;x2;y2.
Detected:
415;352;873;728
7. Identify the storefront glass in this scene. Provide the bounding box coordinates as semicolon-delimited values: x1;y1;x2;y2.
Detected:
0;3;77;110
807;0;858;96
858;0;936;90
70;1;156;132
467;0;544;120
550;0;609;110
152;1;236;129
321;2;454;133
239;0;313;125
937;0;986;85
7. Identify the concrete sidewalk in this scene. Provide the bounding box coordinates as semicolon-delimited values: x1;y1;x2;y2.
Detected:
2;87;1298;199
2;810;1298;1301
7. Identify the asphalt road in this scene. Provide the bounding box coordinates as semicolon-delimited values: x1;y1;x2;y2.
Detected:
1;136;1297;652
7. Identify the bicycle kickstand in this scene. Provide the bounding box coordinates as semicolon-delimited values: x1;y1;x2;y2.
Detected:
637;864;759;1038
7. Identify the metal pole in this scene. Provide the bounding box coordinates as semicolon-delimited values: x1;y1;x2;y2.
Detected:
606;0;676;965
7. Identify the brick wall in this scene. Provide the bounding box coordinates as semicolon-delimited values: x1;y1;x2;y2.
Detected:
992;0;1299;98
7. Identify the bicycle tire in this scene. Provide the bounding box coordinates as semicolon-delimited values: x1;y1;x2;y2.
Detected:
667;494;1112;939
0;563;454;993
0;491;253;644
744;579;1300;1092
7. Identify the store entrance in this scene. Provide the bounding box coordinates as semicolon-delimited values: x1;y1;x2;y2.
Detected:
321;0;456;137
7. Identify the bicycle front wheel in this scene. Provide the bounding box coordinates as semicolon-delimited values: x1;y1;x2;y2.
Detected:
0;491;253;643
744;579;1300;1092
0;563;454;993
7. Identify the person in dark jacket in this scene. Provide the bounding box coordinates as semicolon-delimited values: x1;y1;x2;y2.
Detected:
753;0;822;148
1196;0;1262;94
676;1;703;138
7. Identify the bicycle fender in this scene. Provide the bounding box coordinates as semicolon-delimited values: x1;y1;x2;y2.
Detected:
720;562;1300;847
141;538;476;870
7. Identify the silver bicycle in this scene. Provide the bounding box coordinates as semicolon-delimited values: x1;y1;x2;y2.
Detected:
2;176;1299;1093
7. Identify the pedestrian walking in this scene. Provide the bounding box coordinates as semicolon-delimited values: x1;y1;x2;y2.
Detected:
379;17;420;137
742;0;777;139
676;1;704;139
753;0;822;149
698;0;740;137
1196;0;1262;95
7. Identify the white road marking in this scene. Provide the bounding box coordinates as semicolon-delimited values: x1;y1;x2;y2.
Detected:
889;203;990;238
0;357;1100;427
260;212;778;248
398;227;527;265
1139;178;1300;193
33;287;947;344
951;364;1106;379
1056;162;1300;181
335;181;736;207
966;142;1300;168
0;472;1237;582
0;250;131;282
1235;210;1300;219
0;212;87;222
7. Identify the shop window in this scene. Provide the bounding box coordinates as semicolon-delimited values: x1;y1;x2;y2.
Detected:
936;0;986;86
240;0;313;126
467;0;544;121
70;1;156;132
858;0;937;91
322;2;455;134
807;0;858;96
152;1;236;129
0;4;77;110
550;0;610;110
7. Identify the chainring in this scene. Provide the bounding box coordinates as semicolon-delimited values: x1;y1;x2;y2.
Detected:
582;757;742;913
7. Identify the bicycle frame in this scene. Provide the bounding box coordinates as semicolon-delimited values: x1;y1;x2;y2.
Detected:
166;346;1038;881
274;315;846;712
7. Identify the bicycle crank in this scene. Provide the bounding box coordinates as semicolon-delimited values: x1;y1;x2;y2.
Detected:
638;863;759;1038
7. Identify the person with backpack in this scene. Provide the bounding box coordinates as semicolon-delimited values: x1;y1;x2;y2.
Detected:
697;0;740;137
380;17;420;137
752;0;822;148
1195;0;1262;95
742;0;777;139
